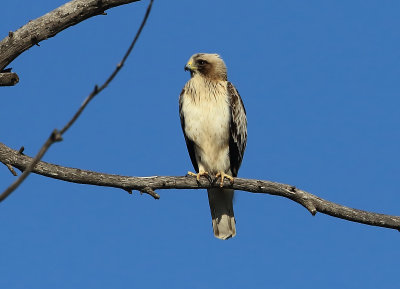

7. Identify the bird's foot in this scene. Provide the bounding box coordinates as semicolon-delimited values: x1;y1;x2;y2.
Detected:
215;171;234;187
188;171;209;182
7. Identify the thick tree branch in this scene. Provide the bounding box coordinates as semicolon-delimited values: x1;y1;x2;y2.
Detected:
0;0;140;74
1;142;399;231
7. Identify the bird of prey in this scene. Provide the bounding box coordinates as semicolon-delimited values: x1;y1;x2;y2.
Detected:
179;53;247;240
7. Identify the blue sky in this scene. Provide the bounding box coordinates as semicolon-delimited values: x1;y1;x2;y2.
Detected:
1;0;400;288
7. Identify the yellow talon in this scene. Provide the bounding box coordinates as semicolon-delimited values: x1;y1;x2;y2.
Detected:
215;171;234;187
188;171;209;181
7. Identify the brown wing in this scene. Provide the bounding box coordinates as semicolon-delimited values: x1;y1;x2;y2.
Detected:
179;88;199;173
227;82;247;177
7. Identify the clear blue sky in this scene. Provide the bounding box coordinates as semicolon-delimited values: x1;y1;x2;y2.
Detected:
1;0;400;288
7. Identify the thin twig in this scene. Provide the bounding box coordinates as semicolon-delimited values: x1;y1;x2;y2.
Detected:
60;0;154;135
5;164;17;176
0;0;154;202
140;187;160;199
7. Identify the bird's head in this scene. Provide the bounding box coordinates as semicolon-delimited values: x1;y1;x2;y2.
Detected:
185;53;227;81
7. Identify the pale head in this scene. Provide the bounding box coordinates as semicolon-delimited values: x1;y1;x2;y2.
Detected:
184;53;227;81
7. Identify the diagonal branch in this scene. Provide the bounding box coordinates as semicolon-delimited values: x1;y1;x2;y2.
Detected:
0;0;141;73
1;142;400;231
0;0;154;202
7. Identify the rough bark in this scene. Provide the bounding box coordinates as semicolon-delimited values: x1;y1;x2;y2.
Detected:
0;72;19;86
0;0;140;72
1;142;399;231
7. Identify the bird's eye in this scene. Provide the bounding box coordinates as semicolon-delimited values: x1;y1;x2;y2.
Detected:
198;60;206;65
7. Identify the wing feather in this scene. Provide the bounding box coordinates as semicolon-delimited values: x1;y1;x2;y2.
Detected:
227;82;247;177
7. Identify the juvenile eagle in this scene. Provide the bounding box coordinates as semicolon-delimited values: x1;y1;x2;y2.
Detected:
179;53;247;240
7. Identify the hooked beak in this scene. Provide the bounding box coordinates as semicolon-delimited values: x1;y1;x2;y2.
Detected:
184;61;195;72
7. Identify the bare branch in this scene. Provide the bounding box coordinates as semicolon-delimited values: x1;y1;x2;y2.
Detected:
60;0;153;135
0;72;19;86
140;187;161;199
4;163;17;176
1;142;399;231
0;131;62;202
0;0;154;202
0;0;141;72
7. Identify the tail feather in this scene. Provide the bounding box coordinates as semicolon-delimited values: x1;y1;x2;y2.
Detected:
207;188;236;240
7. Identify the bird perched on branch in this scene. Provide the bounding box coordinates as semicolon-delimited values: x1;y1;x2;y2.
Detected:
179;53;247;240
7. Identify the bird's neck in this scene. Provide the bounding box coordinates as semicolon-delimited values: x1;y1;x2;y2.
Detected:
186;75;227;102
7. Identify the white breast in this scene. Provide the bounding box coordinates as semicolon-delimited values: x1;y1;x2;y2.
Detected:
181;76;231;174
